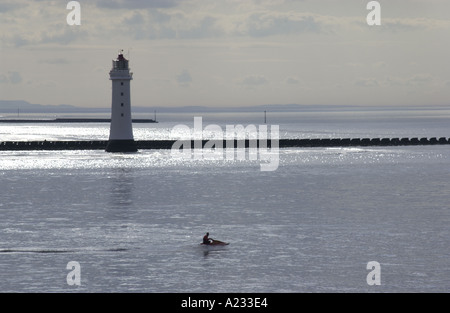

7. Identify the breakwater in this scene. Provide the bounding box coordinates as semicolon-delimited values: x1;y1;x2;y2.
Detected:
0;137;449;151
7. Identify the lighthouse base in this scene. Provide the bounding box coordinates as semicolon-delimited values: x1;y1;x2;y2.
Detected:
105;139;138;153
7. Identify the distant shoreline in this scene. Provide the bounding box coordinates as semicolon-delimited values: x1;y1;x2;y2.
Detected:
2;100;450;115
0;118;157;123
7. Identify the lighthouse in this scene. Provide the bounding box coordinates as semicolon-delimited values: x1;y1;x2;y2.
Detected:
106;51;138;152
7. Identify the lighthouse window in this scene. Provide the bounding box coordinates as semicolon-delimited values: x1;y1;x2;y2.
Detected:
121;82;124;86
121;113;124;117
121;92;124;96
121;103;124;107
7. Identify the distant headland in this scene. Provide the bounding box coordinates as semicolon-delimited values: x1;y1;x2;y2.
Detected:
2;100;446;115
0;118;156;124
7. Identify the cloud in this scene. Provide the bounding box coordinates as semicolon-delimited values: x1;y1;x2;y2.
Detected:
6;1;449;49
237;75;269;88
381;18;450;33
385;74;434;87
405;74;433;86
355;78;379;88
39;58;70;65
95;0;182;9
0;71;23;84
2;24;88;47
235;11;323;37
356;74;434;88
113;9;330;41
124;12;146;25
8;35;30;47
179;15;224;39
40;27;88;45
285;77;299;84
0;1;25;13
372;61;386;69
176;69;193;87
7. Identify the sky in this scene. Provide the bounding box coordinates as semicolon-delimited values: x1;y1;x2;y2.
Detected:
0;0;450;109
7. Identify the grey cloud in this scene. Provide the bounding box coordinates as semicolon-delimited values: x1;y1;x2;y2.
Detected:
176;15;224;39
0;75;8;84
124;12;145;25
0;2;25;13
4;28;87;47
133;12;223;40
363;17;450;33
176;69;192;87
356;74;434;88
385;74;433;87
40;28;88;45
238;75;269;88
8;72;22;84
95;0;181;9
241;12;322;37
120;11;176;40
39;58;70;65
0;72;23;84
355;78;379;88
122;12;149;40
10;35;30;47
117;10;450;41
118;10;326;41
382;21;426;33
285;77;299;84
405;74;433;86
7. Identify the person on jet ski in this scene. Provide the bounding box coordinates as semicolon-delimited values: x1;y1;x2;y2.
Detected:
203;232;212;245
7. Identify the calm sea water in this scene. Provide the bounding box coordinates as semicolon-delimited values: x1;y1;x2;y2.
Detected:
0;109;449;292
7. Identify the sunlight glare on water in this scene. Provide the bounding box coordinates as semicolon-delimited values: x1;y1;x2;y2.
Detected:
0;110;449;292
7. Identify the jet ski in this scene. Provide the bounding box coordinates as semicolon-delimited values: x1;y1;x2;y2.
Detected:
201;239;229;246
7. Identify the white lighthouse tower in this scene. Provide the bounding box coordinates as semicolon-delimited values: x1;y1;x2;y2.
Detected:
106;51;138;152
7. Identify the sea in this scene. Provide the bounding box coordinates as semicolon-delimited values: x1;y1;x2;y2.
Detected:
0;107;449;293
